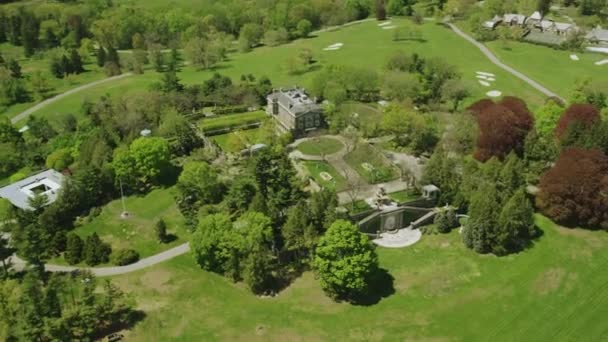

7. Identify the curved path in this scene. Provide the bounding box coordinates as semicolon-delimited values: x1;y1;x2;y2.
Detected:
11;73;133;124
8;241;190;277
445;23;565;102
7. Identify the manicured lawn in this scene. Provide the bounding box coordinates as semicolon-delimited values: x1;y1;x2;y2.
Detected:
211;127;266;153
485;39;608;100
21;19;550;126
344;143;399;184
114;215;608;340
388;189;419;203
52;187;189;265
297;137;344;156
199;111;267;133
339;101;383;134
303;161;347;191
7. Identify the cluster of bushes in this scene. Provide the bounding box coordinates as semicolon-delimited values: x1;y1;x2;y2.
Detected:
64;233;112;266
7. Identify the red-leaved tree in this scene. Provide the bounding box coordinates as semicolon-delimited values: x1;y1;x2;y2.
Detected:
537;148;608;230
467;97;534;161
555;103;600;139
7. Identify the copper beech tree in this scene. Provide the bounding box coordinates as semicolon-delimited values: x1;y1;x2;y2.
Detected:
554;103;600;139
537;148;608;230
467;96;534;162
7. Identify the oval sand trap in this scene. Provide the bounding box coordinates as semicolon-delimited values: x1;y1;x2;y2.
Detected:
486;90;502;97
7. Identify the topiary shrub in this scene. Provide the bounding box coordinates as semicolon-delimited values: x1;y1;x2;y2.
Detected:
112;249;140;266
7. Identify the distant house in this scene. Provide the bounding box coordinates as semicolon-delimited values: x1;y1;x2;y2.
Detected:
554;22;575;35
503;14;527;27
538;20;555;32
483;15;503;29
266;88;324;137
527;11;543;26
0;170;64;211
586;27;608;44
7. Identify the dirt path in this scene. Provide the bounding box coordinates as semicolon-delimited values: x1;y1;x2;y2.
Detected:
11;73;133;124
445;22;565;102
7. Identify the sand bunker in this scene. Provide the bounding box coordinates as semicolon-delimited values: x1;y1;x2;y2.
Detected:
595;59;608;66
319;172;333;182
479;80;490;87
487;77;496;82
323;42;343;51
486;90;502;97
382;25;397;30
586;47;608;54
476;71;495;77
570;54;580;61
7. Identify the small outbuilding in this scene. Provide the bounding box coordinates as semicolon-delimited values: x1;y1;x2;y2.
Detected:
0;170;64;211
422;184;440;201
586;27;608;44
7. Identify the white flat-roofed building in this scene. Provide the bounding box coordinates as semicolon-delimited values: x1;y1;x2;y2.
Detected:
0;170;64;210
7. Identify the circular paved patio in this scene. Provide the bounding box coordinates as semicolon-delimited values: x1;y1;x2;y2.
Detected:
372;228;422;248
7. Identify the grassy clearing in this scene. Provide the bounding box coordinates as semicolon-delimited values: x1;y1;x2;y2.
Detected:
199;111;267;133
115;215;608;341
388;189;419;203
344;143;398;184
485;39;608;99
303;160;347;191
297;137;344;156
50;188;189;266
21;19;551;126
339;101;383;134
211;127;266;153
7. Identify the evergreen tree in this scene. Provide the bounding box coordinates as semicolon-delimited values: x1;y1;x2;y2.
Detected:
242;249;275;294
83;233;111;266
96;47;106;68
155;218;168;243
462;183;501;254
20;11;39;57
61;55;72;75
50;56;64;78
44;275;62;318
7;59;21;78
44;27;58;48
64;233;84;265
0;235;15;278
159;70;184;92
497;189;536;254
17;272;45;341
69;49;84;74
282;201;316;262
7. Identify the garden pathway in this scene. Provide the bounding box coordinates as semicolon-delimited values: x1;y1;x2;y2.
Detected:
2;231;190;277
11;73;133;124
445;22;565;102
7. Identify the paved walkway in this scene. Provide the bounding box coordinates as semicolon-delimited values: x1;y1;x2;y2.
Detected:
11;73;133;124
445;22;565;102
372;227;422;248
7;242;190;277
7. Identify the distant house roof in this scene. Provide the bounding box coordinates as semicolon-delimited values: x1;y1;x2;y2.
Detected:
0;170;64;210
586;28;608;42
267;88;321;117
422;184;439;193
483;15;502;28
529;11;543;21
555;22;573;31
504;14;526;25
539;20;555;30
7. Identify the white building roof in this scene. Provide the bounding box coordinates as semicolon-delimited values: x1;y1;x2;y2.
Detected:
555;22;573;31
539;20;555;30
586;28;608;41
530;11;542;20
504;14;526;25
0;170;64;210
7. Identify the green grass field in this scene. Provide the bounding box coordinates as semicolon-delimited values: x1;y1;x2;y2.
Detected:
388;189;419;203
211;127;266;153
486;40;608;100
303;160;347;191
51;188;189;265
344;143;399;184
199;111;267;133
16;18;564;126
113;215;608;341
297;137;344;156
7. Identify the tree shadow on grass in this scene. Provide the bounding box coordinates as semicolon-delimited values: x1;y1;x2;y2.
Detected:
92;309;147;341
351;267;395;306
163;233;178;244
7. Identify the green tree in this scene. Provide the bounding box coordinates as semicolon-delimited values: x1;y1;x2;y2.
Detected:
83;233;111;266
313;220;379;301
158;70;184;92
113;137;172;191
462;183;501;254
435;208;458;233
175;161;222;223
69;49;84;74
16;272;45;341
282;201;317;263
191;213;233;274
0;235;15;278
496;189;536;254
224;178;258;216
238;23;263;52
96;47;106;68
64;233;84;265
297;19;313;37
155;218;169;243
45;148;74;171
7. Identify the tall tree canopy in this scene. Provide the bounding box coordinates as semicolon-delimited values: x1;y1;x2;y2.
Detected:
537;148;608;230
